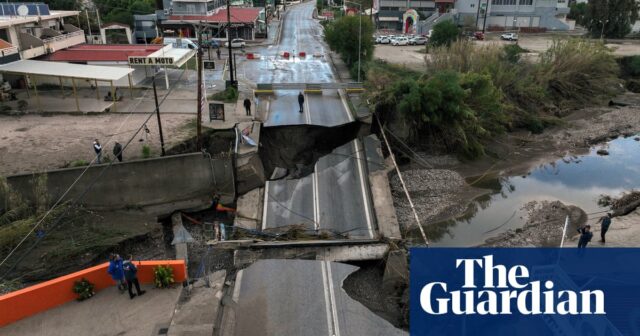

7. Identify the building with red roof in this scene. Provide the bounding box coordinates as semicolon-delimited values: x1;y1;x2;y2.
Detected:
44;44;163;64
159;7;264;41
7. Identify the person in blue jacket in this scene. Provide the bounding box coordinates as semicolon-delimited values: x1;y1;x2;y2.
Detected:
577;225;593;248
107;254;126;292
123;255;146;299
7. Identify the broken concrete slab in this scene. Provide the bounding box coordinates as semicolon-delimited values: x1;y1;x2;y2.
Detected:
222;259;407;336
382;250;408;296
168;271;226;336
370;171;402;240
234;187;264;230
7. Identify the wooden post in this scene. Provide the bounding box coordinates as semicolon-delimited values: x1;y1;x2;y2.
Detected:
32;76;41;111
58;76;65;98
71;77;80;113
110;81;117;112
24;75;30;98
95;79;100;100
128;73;133;98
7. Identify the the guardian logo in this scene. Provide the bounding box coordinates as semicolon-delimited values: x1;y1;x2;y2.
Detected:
420;255;606;316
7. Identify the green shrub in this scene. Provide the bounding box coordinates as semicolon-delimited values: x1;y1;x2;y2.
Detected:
153;265;175;288
430;21;460;47
619;55;640;77
502;44;527;63
209;87;238;103
142;145;151;158
72;278;95;301
70;159;89;167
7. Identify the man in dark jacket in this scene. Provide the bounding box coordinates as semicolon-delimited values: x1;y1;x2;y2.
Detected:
216;47;221;60
599;213;612;243
243;98;251;116
577;225;593;248
123;256;146;299
113;142;123;162
93;139;102;164
298;92;304;113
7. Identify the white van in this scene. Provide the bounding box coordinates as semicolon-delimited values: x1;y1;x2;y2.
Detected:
163;37;198;49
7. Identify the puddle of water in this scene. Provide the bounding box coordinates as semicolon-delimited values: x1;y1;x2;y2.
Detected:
423;136;640;247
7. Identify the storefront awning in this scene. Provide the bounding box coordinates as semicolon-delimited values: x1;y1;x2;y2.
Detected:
0;59;133;81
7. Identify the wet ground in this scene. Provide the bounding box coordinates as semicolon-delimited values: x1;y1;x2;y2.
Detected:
420;135;640;247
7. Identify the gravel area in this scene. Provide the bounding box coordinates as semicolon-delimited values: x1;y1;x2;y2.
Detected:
390;169;487;230
482;200;587;247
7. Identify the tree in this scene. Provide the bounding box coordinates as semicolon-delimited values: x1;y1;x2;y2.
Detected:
430;21;460;47
568;2;588;26
323;15;374;78
585;0;639;38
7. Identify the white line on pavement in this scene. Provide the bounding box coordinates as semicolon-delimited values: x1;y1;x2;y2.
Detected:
262;182;270;231
326;261;341;336
232;269;244;302
321;261;334;336
354;139;374;239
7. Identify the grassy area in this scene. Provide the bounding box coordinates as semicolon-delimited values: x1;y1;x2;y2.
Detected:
367;39;620;158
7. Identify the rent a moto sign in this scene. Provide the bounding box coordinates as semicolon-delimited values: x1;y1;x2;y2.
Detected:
410;248;640;336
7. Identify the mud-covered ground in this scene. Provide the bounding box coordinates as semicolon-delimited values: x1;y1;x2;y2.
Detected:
482;201;587;247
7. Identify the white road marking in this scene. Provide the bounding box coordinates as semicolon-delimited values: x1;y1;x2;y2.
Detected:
326;261;341;336
305;93;311;125
312;171;320;231
321;261;334;335
262;182;270;231
232;269;244;302
354;140;374;239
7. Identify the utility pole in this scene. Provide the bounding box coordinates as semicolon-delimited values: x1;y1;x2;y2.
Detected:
95;8;102;29
226;0;236;87
481;0;489;34
475;0;481;30
85;9;92;38
152;75;166;156
196;25;204;151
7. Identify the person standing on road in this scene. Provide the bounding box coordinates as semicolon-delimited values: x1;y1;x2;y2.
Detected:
243;98;252;116
598;213;612;243
93;139;102;164
298;92;304;113
216;47;221;60
113;141;123;162
123;256;146;299
577;225;593;248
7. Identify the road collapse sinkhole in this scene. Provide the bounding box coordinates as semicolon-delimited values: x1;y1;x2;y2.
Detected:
259;121;367;180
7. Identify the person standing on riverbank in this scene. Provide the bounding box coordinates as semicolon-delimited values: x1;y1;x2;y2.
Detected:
599;213;612;243
577;225;593;248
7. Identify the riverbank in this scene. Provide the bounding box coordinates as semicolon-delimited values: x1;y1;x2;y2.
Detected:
391;92;640;246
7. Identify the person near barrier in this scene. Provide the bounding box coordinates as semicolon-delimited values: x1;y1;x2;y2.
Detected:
577;225;593;248
107;254;126;293
298;92;304;113
123;256;146;299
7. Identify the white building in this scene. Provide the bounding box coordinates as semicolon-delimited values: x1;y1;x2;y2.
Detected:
455;0;573;31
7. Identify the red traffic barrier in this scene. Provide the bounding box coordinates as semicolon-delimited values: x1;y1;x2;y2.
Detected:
246;53;254;59
299;51;306;57
283;51;290;58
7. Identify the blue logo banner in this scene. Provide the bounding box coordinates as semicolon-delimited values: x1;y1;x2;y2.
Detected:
410;248;640;336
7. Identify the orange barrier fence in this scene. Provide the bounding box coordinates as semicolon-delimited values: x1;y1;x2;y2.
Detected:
0;260;186;327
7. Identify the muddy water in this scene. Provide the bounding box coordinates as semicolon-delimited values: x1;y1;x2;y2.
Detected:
427;136;640;247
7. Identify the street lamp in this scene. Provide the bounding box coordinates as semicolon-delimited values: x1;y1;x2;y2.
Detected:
600;19;609;40
344;0;362;82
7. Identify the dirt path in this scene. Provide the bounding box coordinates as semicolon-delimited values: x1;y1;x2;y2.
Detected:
0;114;195;176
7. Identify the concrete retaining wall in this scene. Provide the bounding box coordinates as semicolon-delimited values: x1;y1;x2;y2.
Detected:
4;153;234;213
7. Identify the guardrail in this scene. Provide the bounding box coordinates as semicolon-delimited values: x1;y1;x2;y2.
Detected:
256;82;364;90
0;260;187;327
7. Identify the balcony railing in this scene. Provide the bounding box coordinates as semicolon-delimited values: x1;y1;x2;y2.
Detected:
42;30;85;52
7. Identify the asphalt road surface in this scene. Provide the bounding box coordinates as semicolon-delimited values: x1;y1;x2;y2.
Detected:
263;138;376;239
262;90;354;127
241;2;335;84
232;259;407;336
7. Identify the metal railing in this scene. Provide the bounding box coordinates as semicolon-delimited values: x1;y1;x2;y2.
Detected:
41;30;83;44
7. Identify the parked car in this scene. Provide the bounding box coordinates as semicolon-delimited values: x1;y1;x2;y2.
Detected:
409;36;428;45
379;36;392;44
163;37;198;49
392;36;409;46
500;33;518;41
375;35;386;44
224;38;246;48
474;31;485;40
202;39;221;48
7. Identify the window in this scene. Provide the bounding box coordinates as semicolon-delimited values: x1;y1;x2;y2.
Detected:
491;0;516;5
519;0;532;5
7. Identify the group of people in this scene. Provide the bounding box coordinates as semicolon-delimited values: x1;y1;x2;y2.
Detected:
107;254;146;299
577;213;613;248
93;139;123;164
